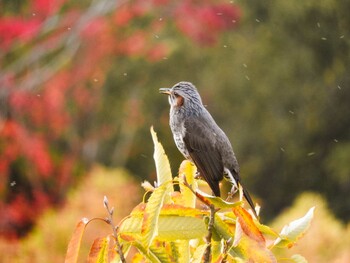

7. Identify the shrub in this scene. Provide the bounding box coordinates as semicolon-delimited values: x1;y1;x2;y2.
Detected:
65;128;314;262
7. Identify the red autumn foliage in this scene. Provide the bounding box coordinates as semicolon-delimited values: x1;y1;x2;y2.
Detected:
0;18;41;49
0;0;241;238
175;2;240;45
32;0;65;17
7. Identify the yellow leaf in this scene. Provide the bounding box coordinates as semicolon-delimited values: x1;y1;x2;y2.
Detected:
150;126;173;204
230;207;277;262
87;236;111;263
191;244;207;263
179;160;197;208
232;234;277;263
119;213;207;241
176;240;190;263
141;184;168;248
194;188;243;209
161;204;207;217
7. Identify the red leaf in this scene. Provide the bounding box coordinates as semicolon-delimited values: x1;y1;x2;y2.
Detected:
0;18;41;49
32;0;64;17
114;6;134;26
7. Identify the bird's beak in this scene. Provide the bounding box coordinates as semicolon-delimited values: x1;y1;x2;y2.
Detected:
159;88;171;95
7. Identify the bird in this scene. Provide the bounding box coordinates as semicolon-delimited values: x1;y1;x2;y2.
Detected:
160;81;258;219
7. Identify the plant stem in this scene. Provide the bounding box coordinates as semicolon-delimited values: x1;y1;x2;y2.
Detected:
104;196;126;263
203;204;216;263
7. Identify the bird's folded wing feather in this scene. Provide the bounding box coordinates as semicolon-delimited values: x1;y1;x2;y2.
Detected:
183;117;224;196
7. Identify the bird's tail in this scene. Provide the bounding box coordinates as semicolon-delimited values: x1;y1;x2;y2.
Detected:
241;183;259;220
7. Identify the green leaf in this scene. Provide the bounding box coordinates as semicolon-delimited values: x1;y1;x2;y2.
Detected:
213;213;234;240
256;222;279;239
150;126;173;203
291;254;308;263
273;207;315;248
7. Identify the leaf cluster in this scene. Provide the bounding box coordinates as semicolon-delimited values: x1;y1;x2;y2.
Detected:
65;128;314;262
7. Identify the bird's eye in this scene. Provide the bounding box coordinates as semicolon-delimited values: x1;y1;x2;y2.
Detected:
173;92;179;97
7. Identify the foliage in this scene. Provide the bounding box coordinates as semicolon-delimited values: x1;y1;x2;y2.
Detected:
1;0;349;240
65;129;314;262
0;173;347;263
0;0;240;237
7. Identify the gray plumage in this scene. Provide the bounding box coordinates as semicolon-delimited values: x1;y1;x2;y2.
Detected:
160;81;257;218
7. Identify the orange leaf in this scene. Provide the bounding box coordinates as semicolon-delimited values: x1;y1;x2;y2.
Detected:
65;218;89;263
130;203;146;216
232;217;276;262
233;206;265;244
237;234;277;263
88;235;118;263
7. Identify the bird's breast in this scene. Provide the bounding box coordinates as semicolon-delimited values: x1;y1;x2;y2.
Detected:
169;116;190;159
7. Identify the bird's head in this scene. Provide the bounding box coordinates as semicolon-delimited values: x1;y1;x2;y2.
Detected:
159;81;202;109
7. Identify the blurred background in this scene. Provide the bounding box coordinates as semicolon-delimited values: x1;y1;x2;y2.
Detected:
0;0;349;261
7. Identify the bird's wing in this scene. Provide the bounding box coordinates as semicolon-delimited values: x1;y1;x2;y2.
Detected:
183;116;224;196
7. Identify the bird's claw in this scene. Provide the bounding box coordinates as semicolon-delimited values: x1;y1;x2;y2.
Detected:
225;185;238;201
194;171;202;180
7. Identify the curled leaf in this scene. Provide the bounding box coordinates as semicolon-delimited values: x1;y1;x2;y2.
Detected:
273;207;315;248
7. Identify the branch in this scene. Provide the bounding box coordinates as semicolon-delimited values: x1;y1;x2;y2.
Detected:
182;175;212;206
103;196;126;263
203;204;216;263
183;176;216;262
